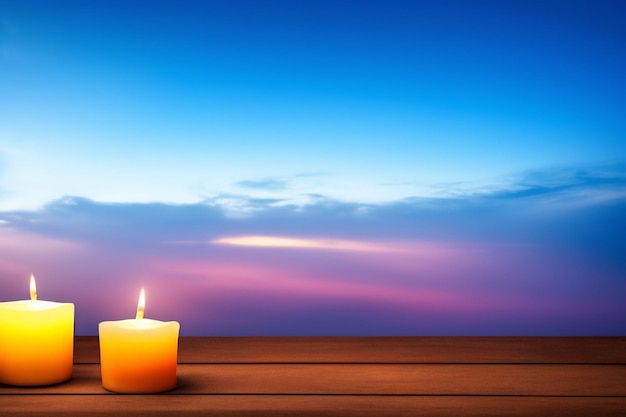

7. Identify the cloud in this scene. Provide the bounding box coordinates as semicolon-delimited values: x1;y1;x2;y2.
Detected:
420;162;626;203
488;163;626;201
0;163;625;335
2;162;625;246
235;177;289;191
202;193;288;218
212;235;414;253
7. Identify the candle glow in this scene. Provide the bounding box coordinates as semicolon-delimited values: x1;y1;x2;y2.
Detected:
30;274;37;300
136;288;145;320
99;288;180;393
0;275;74;386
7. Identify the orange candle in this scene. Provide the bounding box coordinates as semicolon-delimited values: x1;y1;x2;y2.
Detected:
98;288;180;393
0;275;74;386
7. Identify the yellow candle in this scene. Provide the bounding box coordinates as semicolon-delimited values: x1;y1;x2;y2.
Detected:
98;288;180;393
0;275;74;386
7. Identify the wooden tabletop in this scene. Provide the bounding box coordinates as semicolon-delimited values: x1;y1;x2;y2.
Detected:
2;336;625;416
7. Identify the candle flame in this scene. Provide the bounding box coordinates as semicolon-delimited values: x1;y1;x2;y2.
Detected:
136;288;145;319
30;274;37;300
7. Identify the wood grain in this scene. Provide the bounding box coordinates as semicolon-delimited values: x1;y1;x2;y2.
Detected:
74;336;626;364
2;337;625;416
2;363;626;396
2;396;626;417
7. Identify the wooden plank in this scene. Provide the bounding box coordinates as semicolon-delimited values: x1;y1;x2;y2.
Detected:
74;336;626;364
4;338;626;416
1;395;625;417
3;363;625;396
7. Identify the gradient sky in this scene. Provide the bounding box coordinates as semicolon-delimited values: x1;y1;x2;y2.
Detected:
0;0;625;335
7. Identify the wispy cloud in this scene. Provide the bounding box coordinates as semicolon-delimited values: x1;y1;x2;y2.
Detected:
0;163;625;335
379;165;626;203
235;178;289;191
212;235;409;253
202;193;287;218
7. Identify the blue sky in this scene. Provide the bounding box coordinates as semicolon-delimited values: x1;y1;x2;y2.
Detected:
1;0;623;210
0;1;624;335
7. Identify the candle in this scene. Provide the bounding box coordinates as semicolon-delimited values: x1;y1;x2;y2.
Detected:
98;288;180;393
0;275;74;386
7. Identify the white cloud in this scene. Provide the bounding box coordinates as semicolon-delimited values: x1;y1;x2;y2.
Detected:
212;235;401;253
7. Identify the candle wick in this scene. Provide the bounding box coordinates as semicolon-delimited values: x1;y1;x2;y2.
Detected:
136;306;144;320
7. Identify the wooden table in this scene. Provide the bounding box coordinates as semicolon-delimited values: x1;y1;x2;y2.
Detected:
2;337;625;416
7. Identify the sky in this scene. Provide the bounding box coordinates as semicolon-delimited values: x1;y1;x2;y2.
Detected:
0;0;624;335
